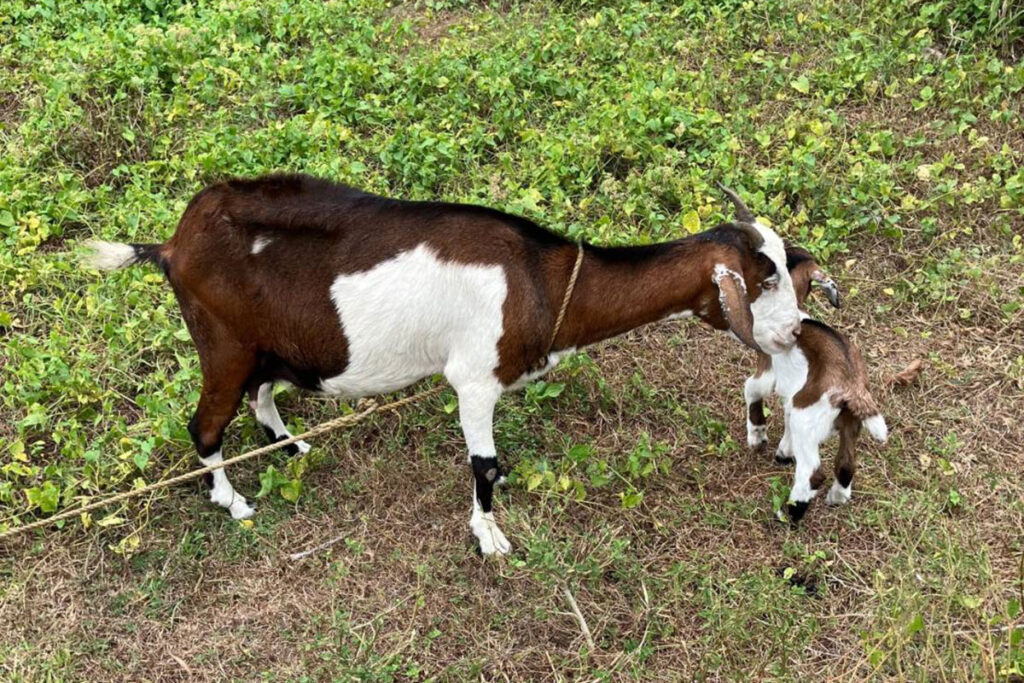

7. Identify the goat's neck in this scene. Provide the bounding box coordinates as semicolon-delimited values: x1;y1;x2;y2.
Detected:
555;242;713;349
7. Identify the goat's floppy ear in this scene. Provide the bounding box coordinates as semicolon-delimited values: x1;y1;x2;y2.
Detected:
811;270;841;308
713;265;762;353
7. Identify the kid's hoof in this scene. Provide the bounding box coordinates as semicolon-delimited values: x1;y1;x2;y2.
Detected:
785;500;810;524
774;449;795;465
825;482;852;506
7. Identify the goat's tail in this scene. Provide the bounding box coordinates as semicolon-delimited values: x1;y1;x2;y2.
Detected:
81;240;166;271
862;414;888;443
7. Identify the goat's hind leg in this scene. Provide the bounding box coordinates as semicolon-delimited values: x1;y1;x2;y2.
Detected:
190;350;258;520
826;411;858;506
249;382;311;455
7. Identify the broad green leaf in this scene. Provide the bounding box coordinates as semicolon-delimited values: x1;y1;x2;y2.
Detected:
790;75;810;94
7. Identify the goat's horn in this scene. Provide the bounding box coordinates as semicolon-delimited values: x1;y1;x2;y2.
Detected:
716;182;756;224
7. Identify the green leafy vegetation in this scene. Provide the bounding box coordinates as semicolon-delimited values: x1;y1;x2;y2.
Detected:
1;0;1021;679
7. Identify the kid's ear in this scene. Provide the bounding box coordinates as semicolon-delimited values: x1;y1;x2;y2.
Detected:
812;270;841;308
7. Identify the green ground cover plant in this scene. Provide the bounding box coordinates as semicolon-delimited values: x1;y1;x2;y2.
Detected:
1;0;1022;679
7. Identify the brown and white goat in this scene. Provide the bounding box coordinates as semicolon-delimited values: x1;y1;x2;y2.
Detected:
745;245;840;452
743;251;887;523
85;174;802;554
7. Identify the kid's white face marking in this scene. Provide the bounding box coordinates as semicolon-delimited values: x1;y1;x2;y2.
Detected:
748;223;802;354
199;450;255;520
322;244;508;397
251;236;272;254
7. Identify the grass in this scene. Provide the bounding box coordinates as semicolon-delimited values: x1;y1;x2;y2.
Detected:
1;0;1023;679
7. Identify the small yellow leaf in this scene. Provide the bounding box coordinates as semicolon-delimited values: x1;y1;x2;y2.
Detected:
240;519;254;529
9;440;27;462
883;287;895;296
97;515;126;527
682;210;701;234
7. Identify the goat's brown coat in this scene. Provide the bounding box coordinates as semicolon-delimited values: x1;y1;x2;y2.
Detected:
145;174;779;456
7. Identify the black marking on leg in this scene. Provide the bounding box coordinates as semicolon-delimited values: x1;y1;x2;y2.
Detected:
471;455;502;513
787;500;811;524
188;412;221;488
749;399;766;426
836;465;854;489
262;425;299;455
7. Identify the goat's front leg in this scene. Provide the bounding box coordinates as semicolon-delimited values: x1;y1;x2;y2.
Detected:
744;361;774;452
775;403;795;464
784;407;826;524
452;379;510;555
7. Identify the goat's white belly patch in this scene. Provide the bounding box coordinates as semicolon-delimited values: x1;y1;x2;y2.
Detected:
320;244;508;397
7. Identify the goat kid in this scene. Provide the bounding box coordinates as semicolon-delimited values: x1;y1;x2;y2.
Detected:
84;174;802;554
743;252;887;523
745;245;840;452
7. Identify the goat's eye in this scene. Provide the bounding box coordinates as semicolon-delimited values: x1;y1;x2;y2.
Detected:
762;275;779;291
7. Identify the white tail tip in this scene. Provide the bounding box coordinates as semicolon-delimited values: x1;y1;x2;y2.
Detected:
863;414;888;443
82;240;136;270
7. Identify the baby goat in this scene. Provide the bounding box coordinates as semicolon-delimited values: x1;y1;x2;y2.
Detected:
745;246;840;452
84;174;803;554
743;249;887;522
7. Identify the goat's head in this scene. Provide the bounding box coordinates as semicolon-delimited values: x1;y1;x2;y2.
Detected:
785;245;841;309
704;185;803;354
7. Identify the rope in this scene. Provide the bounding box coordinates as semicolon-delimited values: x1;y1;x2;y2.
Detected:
0;244;586;542
550;244;585;352
0;384;445;541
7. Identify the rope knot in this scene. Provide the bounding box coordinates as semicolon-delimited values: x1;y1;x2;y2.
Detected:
355;397;379;412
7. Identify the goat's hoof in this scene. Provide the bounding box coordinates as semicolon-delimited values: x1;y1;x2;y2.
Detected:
471;518;511;556
228;499;256;520
747;426;768;451
477;532;511;556
271;433;312;456
825;483;852;506
774;450;795;465
785;500;810;525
